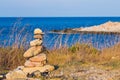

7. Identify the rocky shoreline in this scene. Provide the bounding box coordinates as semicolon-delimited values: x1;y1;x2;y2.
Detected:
51;21;120;34
49;65;120;80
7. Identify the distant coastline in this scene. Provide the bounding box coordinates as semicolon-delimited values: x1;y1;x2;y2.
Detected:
51;21;120;34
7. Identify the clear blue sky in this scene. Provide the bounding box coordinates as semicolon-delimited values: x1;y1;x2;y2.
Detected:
0;0;120;17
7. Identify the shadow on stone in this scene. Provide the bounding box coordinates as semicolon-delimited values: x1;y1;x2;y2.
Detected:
54;65;59;70
41;72;48;77
27;73;34;78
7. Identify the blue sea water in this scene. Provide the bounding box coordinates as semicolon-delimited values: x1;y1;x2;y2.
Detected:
0;17;120;49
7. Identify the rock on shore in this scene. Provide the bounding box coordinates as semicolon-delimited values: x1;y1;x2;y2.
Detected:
6;28;55;80
51;21;120;34
73;21;120;32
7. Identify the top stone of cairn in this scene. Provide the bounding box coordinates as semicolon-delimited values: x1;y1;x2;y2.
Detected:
34;28;44;35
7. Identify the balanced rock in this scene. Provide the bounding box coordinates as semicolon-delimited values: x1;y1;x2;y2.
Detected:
23;65;54;74
24;60;46;67
29;53;47;62
23;46;43;58
34;28;44;35
33;61;46;67
30;39;42;47
33;46;43;56
24;60;35;67
6;28;55;80
34;35;43;39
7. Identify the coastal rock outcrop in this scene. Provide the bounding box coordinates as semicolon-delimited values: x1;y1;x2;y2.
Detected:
73;21;120;32
52;21;120;34
6;28;54;80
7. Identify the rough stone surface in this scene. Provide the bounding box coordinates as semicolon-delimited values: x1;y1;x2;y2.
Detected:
34;28;44;35
30;39;42;47
50;78;61;80
73;21;120;32
6;70;27;80
29;53;47;62
23;65;54;74
23;46;43;58
24;60;46;67
33;46;43;56
34;35;43;39
27;78;40;80
32;61;46;67
49;66;120;80
24;60;35;67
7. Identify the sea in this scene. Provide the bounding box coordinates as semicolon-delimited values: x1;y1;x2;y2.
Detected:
0;17;120;49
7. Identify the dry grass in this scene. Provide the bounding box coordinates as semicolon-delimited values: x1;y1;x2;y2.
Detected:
47;43;100;66
48;43;100;65
0;24;120;74
0;40;120;74
0;22;29;72
101;43;120;61
47;43;120;69
0;47;25;70
99;43;120;69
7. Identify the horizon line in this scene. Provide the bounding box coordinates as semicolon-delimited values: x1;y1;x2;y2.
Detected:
0;16;120;18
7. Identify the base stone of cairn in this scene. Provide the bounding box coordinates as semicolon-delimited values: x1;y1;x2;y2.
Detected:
6;28;54;80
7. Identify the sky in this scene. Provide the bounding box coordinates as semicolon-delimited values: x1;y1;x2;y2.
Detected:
0;0;120;17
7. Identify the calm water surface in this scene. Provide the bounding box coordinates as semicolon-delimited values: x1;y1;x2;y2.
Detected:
0;17;120;49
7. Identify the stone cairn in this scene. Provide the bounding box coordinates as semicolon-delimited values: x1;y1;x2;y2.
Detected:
24;28;47;68
6;28;54;80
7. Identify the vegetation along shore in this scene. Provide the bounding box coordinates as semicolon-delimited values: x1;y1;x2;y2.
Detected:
51;21;120;34
0;27;120;80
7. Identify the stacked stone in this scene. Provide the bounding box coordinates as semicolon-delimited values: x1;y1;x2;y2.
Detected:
6;28;55;80
23;28;46;67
